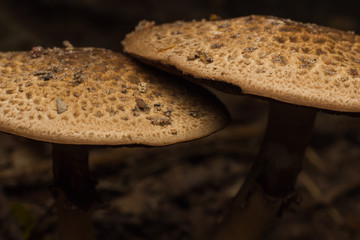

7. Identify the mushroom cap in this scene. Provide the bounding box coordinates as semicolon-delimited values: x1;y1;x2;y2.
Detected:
122;15;360;113
0;47;229;145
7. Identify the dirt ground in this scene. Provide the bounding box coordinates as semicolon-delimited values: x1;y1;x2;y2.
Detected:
1;0;360;239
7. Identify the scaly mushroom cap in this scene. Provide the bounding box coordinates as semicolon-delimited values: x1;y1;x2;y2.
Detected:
122;15;360;113
0;47;229;145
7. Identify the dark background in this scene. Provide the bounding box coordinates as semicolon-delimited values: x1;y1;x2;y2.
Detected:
1;0;359;52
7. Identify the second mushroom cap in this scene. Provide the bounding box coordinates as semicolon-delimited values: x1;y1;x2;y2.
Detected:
122;15;360;113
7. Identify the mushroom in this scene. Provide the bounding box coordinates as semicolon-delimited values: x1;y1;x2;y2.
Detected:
122;15;360;239
0;47;230;240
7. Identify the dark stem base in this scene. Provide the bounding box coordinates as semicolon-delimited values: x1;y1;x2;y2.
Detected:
51;144;97;240
254;101;317;197
209;101;317;240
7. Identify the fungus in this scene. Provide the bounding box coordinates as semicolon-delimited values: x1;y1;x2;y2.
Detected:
122;15;360;240
0;47;230;240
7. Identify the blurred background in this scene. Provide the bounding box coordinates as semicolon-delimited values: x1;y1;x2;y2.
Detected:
1;0;360;52
1;0;360;239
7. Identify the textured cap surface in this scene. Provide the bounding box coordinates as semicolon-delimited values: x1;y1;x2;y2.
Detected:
0;47;229;145
122;15;360;113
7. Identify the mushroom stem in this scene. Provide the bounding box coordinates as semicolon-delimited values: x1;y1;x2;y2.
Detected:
210;101;317;240
51;144;97;240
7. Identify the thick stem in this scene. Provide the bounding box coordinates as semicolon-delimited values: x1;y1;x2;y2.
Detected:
51;144;97;240
210;101;317;240
255;102;316;197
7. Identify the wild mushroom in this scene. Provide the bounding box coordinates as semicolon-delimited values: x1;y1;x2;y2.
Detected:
0;47;230;240
122;15;360;239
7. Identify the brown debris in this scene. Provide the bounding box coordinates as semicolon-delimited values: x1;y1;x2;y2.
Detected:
242;47;258;54
70;71;85;86
349;68;359;77
138;82;147;93
136;98;150;112
149;116;172;126
272;54;288;65
298;57;317;69
164;110;172;117
30;46;44;58
63;40;74;49
154;103;162;111
135;20;155;31
210;43;224;49
187;51;213;64
197;51;213;64
34;71;53;81
189;110;200;118
187;53;199;61
209;14;222;21
322;66;337;76
56;98;68;114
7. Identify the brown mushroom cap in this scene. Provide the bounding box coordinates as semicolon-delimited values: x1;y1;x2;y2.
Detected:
0;47;229;145
122;15;360;113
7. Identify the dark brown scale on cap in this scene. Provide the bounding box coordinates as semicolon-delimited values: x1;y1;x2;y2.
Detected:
122;15;360;113
0;47;230;145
